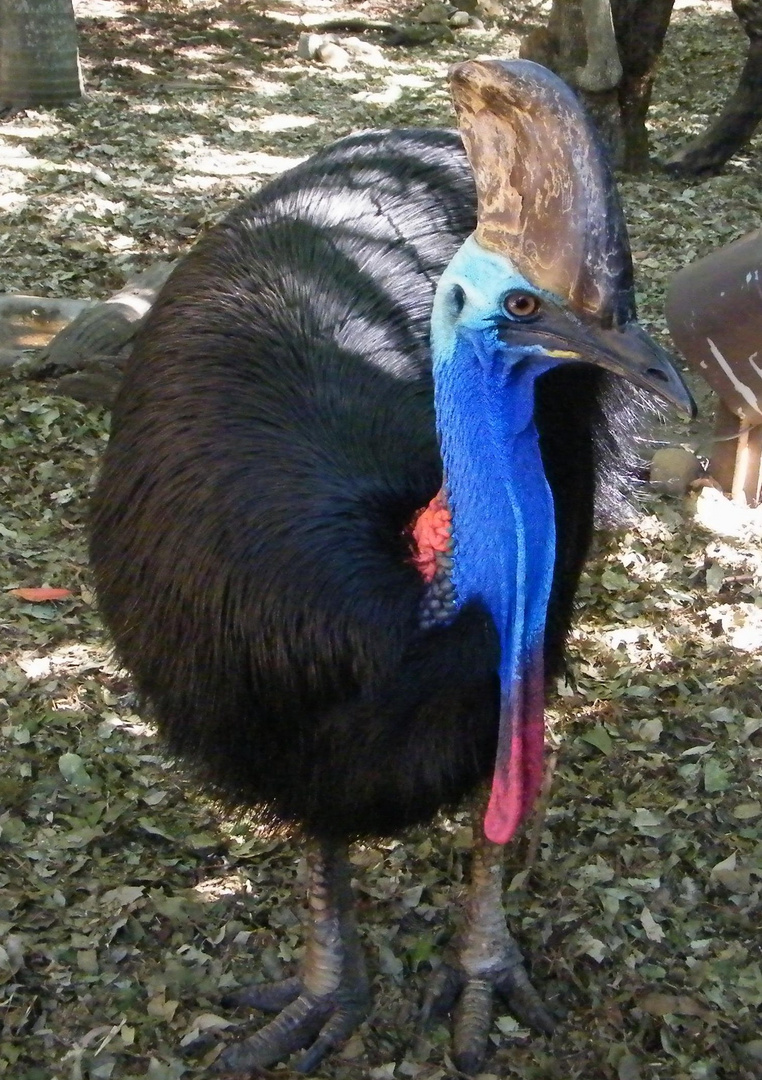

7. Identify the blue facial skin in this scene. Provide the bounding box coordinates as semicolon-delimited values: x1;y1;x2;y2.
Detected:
430;233;565;696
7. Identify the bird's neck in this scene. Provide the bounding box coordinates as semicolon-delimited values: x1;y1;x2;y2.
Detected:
434;326;557;673
432;327;558;842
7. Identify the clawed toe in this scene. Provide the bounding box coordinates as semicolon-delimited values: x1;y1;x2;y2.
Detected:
416;823;557;1076
215;988;367;1075
293;1001;368;1074
494;960;555;1035
418;962;464;1027
215;990;331;1073
452;975;494;1074
215;841;369;1074
418;958;555;1076
222;975;302;1013
456;963;556;1074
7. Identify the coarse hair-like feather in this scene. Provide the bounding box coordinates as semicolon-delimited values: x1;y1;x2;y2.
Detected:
90;129;649;840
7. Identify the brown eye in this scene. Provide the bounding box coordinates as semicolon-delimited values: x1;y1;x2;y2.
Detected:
504;292;541;320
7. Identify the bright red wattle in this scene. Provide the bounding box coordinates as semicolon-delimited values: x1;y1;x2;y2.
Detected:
484;653;546;844
411;490;451;583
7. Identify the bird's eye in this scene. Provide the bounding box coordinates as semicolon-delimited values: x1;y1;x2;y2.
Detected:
504;292;541;320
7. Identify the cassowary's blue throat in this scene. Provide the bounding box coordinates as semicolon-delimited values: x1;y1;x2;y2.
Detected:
424;233;579;845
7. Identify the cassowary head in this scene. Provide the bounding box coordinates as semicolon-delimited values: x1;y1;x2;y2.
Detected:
429;60;694;844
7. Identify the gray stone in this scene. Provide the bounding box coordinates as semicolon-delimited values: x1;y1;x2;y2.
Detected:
342;37;386;66
297;33;324;60
650;446;704;496
316;41;351;70
417;3;452;24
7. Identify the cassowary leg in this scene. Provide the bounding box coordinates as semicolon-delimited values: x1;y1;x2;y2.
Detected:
217;840;369;1074
420;822;555;1075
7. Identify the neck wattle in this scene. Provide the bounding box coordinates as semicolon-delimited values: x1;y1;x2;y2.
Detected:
433;327;557;843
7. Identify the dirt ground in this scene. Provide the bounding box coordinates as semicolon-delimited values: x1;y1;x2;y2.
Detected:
0;2;761;1079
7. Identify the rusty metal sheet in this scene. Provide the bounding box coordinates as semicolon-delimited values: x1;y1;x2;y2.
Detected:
666;229;762;425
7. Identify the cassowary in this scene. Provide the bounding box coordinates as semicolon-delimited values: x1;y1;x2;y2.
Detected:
90;60;692;1075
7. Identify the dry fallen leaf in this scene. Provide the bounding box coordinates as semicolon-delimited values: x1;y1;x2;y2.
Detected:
639;993;715;1021
9;586;73;601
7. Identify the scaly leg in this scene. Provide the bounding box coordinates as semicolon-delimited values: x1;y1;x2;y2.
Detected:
217;840;369;1075
420;813;555;1074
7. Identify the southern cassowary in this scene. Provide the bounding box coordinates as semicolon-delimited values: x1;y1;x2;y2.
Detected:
90;60;692;1074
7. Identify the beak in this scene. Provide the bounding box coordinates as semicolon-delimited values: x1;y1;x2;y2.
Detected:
574;319;696;417
502;300;697;418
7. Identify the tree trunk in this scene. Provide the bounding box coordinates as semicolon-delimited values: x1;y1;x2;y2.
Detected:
520;0;624;163
611;0;675;171
664;0;762;177
23;261;176;406
0;0;83;115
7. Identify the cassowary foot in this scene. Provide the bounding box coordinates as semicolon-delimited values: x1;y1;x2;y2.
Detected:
420;944;555;1075
419;823;555;1075
215;841;369;1075
217;978;368;1074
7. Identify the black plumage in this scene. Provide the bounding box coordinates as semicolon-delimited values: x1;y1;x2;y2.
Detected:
90;128;640;842
89;108;691;1073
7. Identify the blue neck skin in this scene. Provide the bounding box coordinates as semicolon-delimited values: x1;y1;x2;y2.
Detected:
430;234;560;706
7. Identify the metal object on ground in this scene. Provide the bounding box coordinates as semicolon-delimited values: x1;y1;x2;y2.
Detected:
666;228;762;505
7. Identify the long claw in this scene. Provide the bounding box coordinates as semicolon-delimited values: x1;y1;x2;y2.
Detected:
222;975;302;1012
215;841;368;1074
418;962;464;1029
494;962;556;1035
216;992;330;1072
295;1002;368;1073
453;976;493;1075
420;808;556;1074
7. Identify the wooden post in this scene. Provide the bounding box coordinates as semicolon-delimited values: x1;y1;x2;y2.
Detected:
709;400;762;506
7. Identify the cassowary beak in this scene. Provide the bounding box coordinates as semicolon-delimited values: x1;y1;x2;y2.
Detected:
450;58;696;417
577;320;695;415
519;307;697;415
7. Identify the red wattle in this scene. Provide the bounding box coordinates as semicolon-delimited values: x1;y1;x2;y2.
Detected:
411;490;451;583
484;655;546;844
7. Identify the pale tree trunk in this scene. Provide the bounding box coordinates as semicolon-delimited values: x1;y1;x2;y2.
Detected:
0;0;83;115
520;0;624;161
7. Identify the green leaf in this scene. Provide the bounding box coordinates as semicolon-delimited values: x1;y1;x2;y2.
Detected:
705;562;724;592
579;725;614;755
640;905;665;942
406;934;435;971
637;718;663;742
703;757;730;793
58;752;94;790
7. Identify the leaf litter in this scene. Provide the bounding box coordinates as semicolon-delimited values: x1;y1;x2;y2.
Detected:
1;1;761;1078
